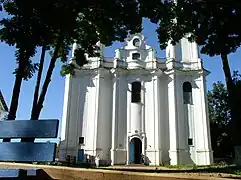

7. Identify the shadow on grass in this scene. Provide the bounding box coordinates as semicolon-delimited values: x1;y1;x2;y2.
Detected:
35;162;241;178
99;165;241;177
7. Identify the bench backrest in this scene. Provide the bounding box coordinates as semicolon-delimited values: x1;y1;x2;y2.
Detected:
0;119;59;162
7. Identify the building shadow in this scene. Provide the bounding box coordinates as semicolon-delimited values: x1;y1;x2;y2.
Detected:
100;165;241;178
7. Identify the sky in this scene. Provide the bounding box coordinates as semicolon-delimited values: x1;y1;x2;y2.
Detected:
0;18;241;140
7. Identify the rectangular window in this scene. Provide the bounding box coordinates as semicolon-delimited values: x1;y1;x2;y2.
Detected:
79;137;84;144
188;138;193;146
183;92;192;104
131;82;141;103
132;53;140;60
131;92;141;102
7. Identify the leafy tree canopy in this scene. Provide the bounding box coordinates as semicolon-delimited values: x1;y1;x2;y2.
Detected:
141;0;241;56
208;72;241;157
0;0;142;75
0;0;143;122
140;0;241;147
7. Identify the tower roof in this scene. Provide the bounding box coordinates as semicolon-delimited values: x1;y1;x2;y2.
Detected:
0;90;8;111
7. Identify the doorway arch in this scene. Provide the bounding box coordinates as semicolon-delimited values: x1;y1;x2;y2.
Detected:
129;138;142;164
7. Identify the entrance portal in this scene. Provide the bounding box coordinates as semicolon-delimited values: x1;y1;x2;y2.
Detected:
129;138;142;164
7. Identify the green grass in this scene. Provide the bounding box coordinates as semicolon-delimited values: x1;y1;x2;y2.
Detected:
161;164;241;175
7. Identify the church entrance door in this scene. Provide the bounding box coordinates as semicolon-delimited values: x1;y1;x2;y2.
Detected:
129;138;142;164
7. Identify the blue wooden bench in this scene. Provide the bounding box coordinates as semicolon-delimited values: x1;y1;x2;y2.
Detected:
0;119;59;179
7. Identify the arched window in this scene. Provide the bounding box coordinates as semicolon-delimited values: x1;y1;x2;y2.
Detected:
183;82;192;104
131;82;141;103
132;53;140;60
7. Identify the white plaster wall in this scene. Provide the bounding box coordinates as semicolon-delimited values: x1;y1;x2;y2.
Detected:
60;75;71;143
65;77;79;154
144;77;159;165
59;74;92;160
167;72;179;165
180;38;191;62
115;75;128;164
110;73;118;165
193;74;213;165
77;74;91;142
59;75;71;161
177;75;196;165
60;69;212;166
84;75;99;156
173;73;213;165
174;42;182;62
153;76;161;165
171;37;199;63
159;75;170;164
96;73;112;161
130;103;142;134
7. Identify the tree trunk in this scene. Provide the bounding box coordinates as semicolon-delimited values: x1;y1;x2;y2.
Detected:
35;37;63;119
221;54;233;106
3;50;25;142
21;38;62;143
221;54;236;135
20;46;47;143
30;45;46;120
220;54;240;163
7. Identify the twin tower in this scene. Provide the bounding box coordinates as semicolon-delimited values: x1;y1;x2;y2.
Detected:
59;33;213;166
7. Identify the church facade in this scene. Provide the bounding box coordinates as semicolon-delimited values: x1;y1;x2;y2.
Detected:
59;34;213;166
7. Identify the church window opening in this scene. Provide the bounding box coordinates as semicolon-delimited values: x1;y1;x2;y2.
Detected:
132;53;140;60
188;138;193;146
133;38;140;47
79;137;84;144
131;82;141;103
183;82;192;104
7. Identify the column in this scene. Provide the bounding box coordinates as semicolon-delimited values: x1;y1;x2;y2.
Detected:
168;72;179;165
192;42;200;60
59;75;72;161
194;74;213;165
152;76;160;165
110;73;119;165
154;75;161;165
126;136;130;165
126;83;131;165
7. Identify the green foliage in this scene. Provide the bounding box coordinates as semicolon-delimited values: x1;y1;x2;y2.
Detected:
208;72;241;158
141;0;241;56
208;82;230;126
208;82;232;158
0;0;143;120
141;0;241;146
1;0;143;75
60;64;76;77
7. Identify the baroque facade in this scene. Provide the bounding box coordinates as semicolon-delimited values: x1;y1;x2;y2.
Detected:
59;33;213;165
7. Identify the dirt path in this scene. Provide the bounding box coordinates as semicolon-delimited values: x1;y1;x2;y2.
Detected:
0;162;240;179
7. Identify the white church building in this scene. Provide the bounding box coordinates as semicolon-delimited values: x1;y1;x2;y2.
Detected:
59;33;213;166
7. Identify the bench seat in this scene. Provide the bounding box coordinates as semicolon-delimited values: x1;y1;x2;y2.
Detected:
0;119;59;179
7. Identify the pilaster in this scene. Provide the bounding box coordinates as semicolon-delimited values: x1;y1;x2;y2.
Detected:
153;75;161;165
110;71;119;165
193;73;213;165
59;75;72;161
60;74;71;142
167;71;179;165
